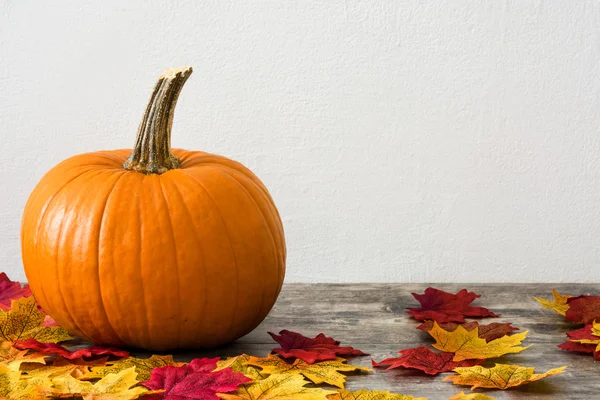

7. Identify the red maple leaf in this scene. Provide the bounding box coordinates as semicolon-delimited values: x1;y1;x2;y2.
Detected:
557;324;600;360
416;321;519;342
141;357;250;400
371;346;482;375
0;273;32;311
407;288;499;323
565;296;600;324
13;338;129;360
268;330;367;364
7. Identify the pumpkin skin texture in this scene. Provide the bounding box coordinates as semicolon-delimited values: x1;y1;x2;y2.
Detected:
21;68;286;351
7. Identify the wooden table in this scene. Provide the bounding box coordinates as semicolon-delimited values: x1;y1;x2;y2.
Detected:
134;284;599;399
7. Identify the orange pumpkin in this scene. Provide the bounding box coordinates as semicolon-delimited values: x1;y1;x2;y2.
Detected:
21;67;286;350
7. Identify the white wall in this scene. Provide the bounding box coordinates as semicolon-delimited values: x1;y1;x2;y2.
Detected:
2;1;600;283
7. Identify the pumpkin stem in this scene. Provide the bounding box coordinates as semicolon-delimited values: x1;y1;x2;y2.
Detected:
123;67;193;174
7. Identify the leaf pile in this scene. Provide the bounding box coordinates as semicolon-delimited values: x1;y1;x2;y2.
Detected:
216;331;418;399
535;288;600;360
371;287;565;397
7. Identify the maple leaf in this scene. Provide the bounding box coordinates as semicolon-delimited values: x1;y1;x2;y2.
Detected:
46;366;155;400
416;321;519;343
407;288;499;323
0;364;49;400
142;357;250;400
448;392;495;400
13;338;128;360
0;340;46;370
219;373;337;400
557;339;599;359
0;273;32;311
247;354;370;388
428;321;530;361
443;363;566;390
558;324;600;360
326;388;427;400
22;363;91;380
570;320;600;351
565;295;600;324
216;354;266;380
533;289;570;316
0;297;72;343
371;346;481;375
80;354;184;382
269;330;367;363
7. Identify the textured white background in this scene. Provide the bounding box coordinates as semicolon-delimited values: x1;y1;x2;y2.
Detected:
2;1;600;283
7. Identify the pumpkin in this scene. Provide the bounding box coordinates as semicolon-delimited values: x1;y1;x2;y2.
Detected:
21;67;286;351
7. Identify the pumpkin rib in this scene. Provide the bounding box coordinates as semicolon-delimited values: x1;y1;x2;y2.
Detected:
93;170;131;345
137;175;186;348
216;167;286;294
24;165;98;315
49;168;110;341
206;168;268;332
208;167;280;326
135;180;152;348
179;154;284;248
180;170;241;340
157;177;182;349
163;173;208;345
184;159;284;244
58;169;133;345
183;158;272;198
185;160;285;256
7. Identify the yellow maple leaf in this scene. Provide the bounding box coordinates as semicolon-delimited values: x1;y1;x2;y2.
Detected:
22;363;91;380
448;392;495;400
46;366;157;400
428;321;530;361
0;364;49;400
216;354;266;380
247;354;370;389
533;289;571;316
80;354;183;382
591;321;600;336
571;320;600;350
0;297;72;343
327;388;427;400
443;363;566;390
218;373;336;400
0;340;46;371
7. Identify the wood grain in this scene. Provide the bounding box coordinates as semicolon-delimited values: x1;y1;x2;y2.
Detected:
85;284;600;399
